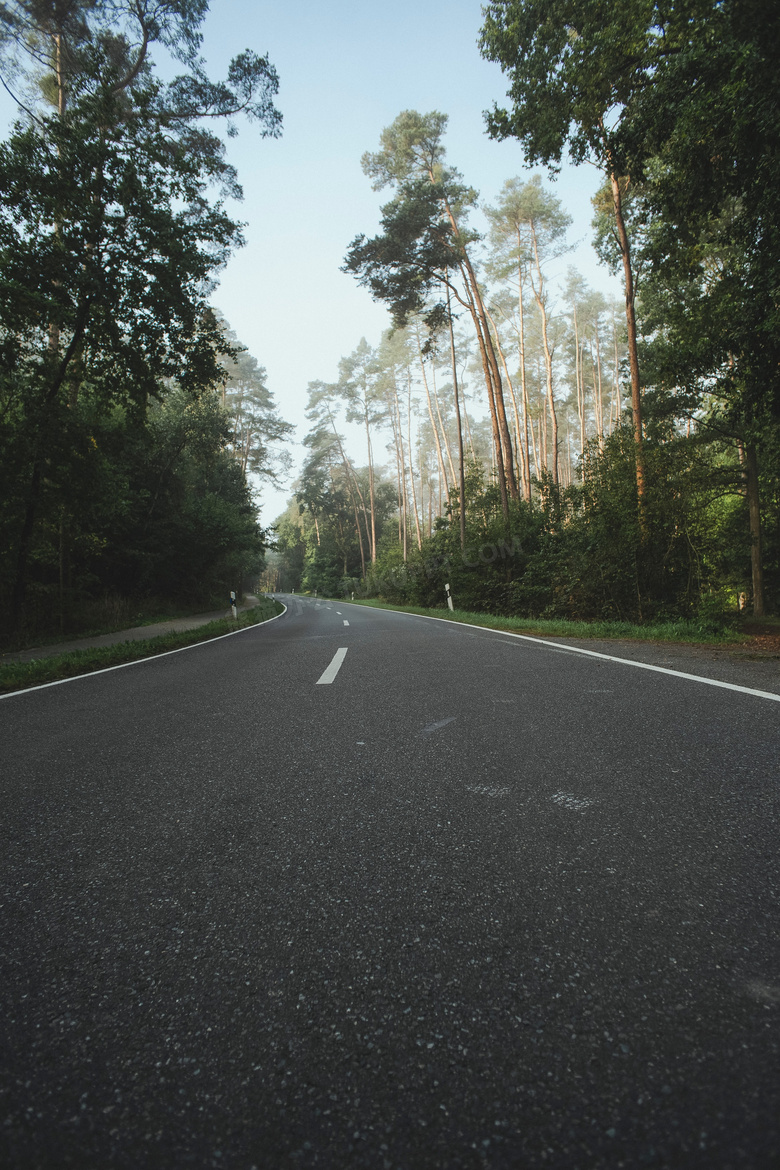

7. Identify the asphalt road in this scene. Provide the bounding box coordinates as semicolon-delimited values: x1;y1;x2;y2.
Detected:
1;596;778;1169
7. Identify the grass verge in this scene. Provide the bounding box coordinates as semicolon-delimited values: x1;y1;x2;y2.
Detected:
4;595;242;652
0;598;284;695
346;599;748;645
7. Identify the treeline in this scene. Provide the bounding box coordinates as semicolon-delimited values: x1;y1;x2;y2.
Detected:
0;1;287;644
274;2;778;621
271;256;629;602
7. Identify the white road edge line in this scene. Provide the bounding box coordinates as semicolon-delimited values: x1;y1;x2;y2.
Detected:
0;603;289;701
316;647;348;685
348;604;780;704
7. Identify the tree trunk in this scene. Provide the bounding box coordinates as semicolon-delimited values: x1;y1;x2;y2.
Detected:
463;396;478;464
529;226;558;485
608;166;645;505
591;356;603;449
415;331;451;508
390;392;404;549
436;183;516;507
466;263;518;501
363;411;377;562
432;369;457;489
457;273;509;517
393;383;409;559
573;299;585;460
612;310;622;429
742;442;766;616
594;324;604;447
325;401;367;577
406;374;422;551
488;307;528;502
448;290;467;550
515;230;532;500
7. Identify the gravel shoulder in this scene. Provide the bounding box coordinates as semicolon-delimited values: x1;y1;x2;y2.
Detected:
518;630;780;697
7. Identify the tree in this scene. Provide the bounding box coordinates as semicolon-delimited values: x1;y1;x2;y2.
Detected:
480;1;655;504
0;0;281;632
305;379;369;577
337;338;385;562
343;110;517;517
118;387;267;603
619;0;780;613
485;175;571;485
215;317;293;485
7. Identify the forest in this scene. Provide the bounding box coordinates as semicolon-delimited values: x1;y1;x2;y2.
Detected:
1;1;778;645
0;0;290;645
272;1;779;626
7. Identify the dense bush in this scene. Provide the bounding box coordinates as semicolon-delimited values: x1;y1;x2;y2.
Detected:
350;427;775;624
0;388;266;645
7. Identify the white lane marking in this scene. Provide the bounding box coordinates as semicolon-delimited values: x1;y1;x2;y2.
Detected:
336;611;342;615
551;792;593;812
343;620;350;627
0;604;289;701
746;979;780;1004
420;716;456;737
316;647;348;685
356;606;780;703
467;785;510;797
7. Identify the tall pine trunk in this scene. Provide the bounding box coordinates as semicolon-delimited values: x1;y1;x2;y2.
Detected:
529;226;558;485
415;331;451;509
448;289;467;549
741;442;766;616
607;163;644;506
488;307;528;502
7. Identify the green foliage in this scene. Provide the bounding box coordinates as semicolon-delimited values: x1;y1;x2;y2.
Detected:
620;0;780;414
486;174;571;265
0;0;282;638
216;314;293;480
0;385;268;645
273;458;397;598
480;0;779;614
360;429;752;624
479;0;660;170
343;110;479;336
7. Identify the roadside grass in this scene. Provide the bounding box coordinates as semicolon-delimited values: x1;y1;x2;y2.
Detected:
2;594;239;653
0;598;284;695
345;599;748;644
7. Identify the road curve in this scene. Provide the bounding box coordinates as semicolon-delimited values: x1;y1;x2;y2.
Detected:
1;595;778;1168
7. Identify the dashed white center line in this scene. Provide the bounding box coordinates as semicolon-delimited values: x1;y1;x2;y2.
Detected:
343;619;350;626
316;647;348;685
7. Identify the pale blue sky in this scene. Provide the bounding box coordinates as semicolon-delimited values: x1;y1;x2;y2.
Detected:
1;0;621;523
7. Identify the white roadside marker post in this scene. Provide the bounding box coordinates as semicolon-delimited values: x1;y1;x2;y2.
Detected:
230;589;237;619
445;583;454;611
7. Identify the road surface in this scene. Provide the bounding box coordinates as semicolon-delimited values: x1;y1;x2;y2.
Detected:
1;596;778;1168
